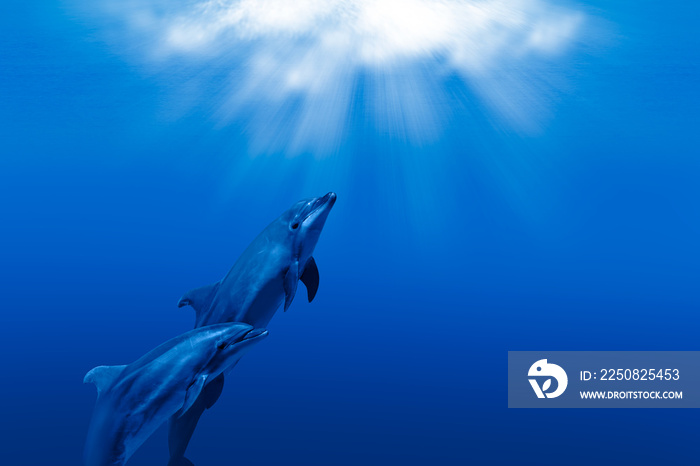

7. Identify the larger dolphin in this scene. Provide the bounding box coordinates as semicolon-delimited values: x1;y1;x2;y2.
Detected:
168;192;336;466
84;323;268;466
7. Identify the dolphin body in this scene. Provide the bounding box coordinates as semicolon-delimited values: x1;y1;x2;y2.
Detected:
84;323;268;466
168;192;336;466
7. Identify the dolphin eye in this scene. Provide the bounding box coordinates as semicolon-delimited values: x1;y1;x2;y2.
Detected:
291;223;299;230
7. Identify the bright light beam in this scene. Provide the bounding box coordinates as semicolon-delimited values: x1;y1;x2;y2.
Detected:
88;0;586;156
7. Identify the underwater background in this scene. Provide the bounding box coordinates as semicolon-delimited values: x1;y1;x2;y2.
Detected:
1;1;699;465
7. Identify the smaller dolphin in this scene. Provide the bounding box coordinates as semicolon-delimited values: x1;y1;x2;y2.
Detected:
83;323;268;466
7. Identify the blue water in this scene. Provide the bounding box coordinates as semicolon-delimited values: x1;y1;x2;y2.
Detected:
1;1;699;465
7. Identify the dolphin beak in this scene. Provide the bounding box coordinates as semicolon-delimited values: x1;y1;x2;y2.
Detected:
324;192;337;207
312;192;337;213
220;327;268;349
301;192;337;225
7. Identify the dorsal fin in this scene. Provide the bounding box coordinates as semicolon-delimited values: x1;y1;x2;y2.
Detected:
84;365;127;395
178;282;220;319
300;256;320;302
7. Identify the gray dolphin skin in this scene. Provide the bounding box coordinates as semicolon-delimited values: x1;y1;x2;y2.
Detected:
168;192;336;466
84;323;268;466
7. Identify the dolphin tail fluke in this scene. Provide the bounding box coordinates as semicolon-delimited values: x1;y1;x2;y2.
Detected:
167;457;195;466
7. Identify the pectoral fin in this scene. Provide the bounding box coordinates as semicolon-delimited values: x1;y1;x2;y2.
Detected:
300;257;320;302
177;374;208;418
283;263;299;312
